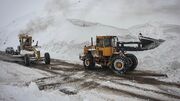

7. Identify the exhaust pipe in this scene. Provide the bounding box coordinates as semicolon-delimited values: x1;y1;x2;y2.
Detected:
91;37;93;46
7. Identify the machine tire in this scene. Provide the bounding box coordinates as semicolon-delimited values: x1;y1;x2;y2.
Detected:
110;55;129;75
83;53;95;69
24;54;30;66
101;65;108;68
44;53;50;64
11;50;14;55
125;54;138;71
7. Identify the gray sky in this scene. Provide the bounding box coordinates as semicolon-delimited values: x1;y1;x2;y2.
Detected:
0;0;46;27
0;0;180;28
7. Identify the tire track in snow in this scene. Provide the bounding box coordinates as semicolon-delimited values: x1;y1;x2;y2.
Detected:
109;80;180;99
0;51;180;100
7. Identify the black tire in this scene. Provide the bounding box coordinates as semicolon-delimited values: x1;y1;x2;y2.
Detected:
44;53;50;64
110;55;129;75
24;54;30;66
101;65;108;68
83;53;95;69
125;54;138;71
11;51;14;55
15;50;18;55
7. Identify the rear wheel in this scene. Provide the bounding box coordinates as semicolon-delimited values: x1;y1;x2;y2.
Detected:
24;54;30;66
44;53;50;64
101;65;108;68
83;53;95;69
110;56;128;74
11;50;14;55
125;54;138;71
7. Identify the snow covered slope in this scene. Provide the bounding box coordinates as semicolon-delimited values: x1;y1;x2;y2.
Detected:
129;23;180;82
45;0;180;28
0;0;180;82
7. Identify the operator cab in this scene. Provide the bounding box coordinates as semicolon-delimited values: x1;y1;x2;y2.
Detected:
20;36;32;46
19;34;33;50
96;36;118;47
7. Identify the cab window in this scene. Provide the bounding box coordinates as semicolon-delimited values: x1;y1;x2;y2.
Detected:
104;38;111;47
97;38;113;47
96;38;104;47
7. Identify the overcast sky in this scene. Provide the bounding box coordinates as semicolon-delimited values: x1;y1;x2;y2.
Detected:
0;0;180;28
0;0;46;27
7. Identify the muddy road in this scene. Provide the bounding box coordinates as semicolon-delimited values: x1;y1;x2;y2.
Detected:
0;51;180;101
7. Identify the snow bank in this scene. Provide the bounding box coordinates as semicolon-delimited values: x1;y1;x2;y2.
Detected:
0;81;139;101
0;82;71;101
129;23;180;83
0;61;48;84
45;0;180;28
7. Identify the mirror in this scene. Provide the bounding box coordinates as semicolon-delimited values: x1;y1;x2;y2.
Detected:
36;41;38;46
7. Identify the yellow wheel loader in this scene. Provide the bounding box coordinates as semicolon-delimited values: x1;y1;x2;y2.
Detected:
79;34;164;74
17;34;50;66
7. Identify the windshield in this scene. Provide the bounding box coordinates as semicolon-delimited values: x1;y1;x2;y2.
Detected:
104;38;111;47
97;37;117;47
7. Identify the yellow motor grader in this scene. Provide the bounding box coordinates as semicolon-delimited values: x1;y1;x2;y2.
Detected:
17;34;50;66
79;34;164;74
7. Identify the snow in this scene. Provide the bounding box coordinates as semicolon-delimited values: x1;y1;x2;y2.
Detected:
0;82;138;101
0;61;47;84
0;0;180;83
0;61;140;101
129;23;180;83
0;82;71;101
45;0;180;28
0;61;70;101
0;0;180;100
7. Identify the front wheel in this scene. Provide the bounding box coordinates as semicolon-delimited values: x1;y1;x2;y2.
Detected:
110;56;129;75
44;53;50;64
125;54;138;71
24;54;30;66
83;54;95;69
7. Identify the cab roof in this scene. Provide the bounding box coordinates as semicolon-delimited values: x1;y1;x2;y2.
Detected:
96;36;117;39
19;34;32;38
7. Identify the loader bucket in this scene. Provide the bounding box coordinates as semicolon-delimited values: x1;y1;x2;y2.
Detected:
139;36;165;50
117;35;165;51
